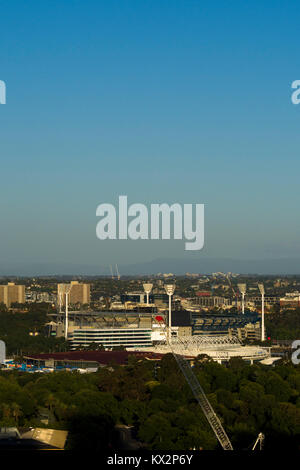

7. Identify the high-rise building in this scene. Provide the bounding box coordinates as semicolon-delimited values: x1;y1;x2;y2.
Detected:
57;281;90;306
0;283;25;307
0;286;8;306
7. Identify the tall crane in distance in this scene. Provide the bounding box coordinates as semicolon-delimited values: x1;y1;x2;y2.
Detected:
109;264;120;280
172;348;233;450
226;274;239;309
154;315;264;451
115;264;121;280
109;265;114;280
154;316;233;450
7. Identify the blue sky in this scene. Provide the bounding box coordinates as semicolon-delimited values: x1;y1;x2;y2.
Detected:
1;0;300;273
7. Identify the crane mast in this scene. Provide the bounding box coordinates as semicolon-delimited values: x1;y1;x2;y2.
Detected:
226;274;238;309
109;265;114;280
252;432;264;450
115;263;120;280
155;316;233;450
171;351;233;450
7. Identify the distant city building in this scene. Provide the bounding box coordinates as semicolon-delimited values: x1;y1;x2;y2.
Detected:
37;292;53;303
110;301;126;310
279;292;300;308
0;283;25;307
231;322;263;342
47;310;192;348
121;290;176;309
196;291;211;297
249;295;280;308
192;312;261;336
26;290;55;303
195;295;232;308
57;281;90;306
121;292;152;304
70;327;152;349
274;279;290;288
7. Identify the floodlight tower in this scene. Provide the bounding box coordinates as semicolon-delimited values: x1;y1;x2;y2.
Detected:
143;283;153;305
57;285;65;323
58;290;63;315
164;284;175;341
238;283;247;314
63;284;72;341
258;283;265;341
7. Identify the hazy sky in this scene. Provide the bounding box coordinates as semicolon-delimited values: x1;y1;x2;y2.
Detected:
1;1;300;272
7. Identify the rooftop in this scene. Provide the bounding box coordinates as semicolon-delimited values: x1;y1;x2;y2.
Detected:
24;350;164;365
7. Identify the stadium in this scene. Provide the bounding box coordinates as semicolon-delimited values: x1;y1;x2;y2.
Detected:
47;309;270;364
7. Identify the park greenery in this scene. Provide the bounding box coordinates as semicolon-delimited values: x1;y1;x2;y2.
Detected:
0;355;300;451
266;308;300;340
0;302;67;355
1;300;300;356
0;299;300;450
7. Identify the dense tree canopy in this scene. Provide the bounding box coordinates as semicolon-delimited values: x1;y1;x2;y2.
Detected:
0;303;67;355
266;308;300;340
0;355;300;450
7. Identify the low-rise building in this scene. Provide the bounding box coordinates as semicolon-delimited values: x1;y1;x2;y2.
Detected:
280;292;300;308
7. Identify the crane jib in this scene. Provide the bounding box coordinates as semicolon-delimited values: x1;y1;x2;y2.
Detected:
154;317;233;450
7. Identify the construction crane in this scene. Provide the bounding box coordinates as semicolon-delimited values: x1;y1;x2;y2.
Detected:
226;274;239;309
154;316;233;450
252;432;264;450
109;265;114;280
171;346;233;450
154;316;264;451
115;264;120;280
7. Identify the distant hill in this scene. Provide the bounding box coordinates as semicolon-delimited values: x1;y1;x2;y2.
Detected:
117;257;300;275
0;257;300;276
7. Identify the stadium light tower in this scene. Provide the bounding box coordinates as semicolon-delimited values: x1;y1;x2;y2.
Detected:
61;284;72;341
238;283;247;314
143;283;153;305
58;290;63;314
164;284;175;341
258;283;265;341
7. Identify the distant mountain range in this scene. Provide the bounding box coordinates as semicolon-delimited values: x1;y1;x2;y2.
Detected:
0;257;300;276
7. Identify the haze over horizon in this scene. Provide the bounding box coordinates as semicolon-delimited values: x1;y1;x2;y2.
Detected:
1;1;300;270
1;257;300;277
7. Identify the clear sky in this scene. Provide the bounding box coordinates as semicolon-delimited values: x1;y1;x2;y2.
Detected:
1;0;300;273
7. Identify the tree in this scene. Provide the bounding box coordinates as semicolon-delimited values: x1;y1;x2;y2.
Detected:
11;402;22;425
138;413;178;449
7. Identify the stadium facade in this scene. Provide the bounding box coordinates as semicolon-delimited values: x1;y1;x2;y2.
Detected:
47;309;269;363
